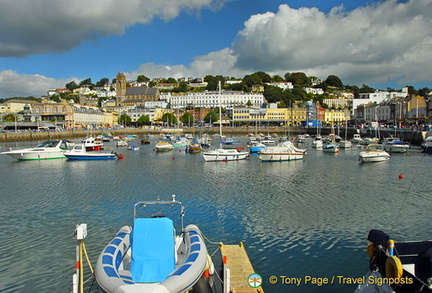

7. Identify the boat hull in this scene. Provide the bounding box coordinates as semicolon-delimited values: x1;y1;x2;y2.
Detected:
1;150;66;161
202;149;249;161
64;154;116;160
358;153;390;162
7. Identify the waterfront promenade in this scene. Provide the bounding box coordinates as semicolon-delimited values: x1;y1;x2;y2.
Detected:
0;126;428;144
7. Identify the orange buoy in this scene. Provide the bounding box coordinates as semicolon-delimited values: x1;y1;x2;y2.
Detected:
398;174;403;179
172;157;176;160
119;154;124;159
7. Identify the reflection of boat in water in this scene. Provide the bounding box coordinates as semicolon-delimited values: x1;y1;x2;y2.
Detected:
358;144;390;163
355;229;432;293
0;140;74;161
258;141;306;162
95;196;217;293
64;144;119;160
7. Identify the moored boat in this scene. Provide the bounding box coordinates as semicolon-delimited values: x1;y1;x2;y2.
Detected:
382;137;409;153
0;139;74;161
186;144;202;153
355;229;432;293
351;134;363;144
127;145;140;151
421;136;432;153
258;141;306;162
116;140;129;147
155;140;174;152
358;144;390;163
82;137;104;151
95;197;217;293
64;144;119;160
202;148;249;162
322;139;340;153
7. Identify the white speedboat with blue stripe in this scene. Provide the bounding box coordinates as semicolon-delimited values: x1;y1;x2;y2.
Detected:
95;196;216;293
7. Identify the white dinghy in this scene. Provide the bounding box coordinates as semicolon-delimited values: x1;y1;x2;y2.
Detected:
95;196;216;293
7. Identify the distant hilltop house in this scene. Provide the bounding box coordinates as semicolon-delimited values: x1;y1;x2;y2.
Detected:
115;72;160;107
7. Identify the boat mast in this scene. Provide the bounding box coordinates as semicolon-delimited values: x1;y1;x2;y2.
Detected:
218;81;222;137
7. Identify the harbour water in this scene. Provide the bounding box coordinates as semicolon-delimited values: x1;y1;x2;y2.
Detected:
0;136;431;293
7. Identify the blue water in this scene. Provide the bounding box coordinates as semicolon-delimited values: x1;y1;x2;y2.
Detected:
0;137;431;292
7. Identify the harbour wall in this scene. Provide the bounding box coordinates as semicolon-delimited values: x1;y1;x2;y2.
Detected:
0;127;428;145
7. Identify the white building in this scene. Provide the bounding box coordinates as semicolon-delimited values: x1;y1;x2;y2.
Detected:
352;88;408;113
126;107;158;123
73;105;105;127
170;90;265;109
304;87;324;95
267;82;293;90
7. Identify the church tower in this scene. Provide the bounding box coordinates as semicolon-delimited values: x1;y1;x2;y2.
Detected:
116;72;127;106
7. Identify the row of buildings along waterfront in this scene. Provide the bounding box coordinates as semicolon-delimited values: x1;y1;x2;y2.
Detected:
1;72;431;130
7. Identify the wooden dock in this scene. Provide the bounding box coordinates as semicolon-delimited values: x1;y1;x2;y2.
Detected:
220;242;264;293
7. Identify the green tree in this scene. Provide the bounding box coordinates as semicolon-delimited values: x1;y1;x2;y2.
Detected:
180;112;194;126
206;75;225;91
204;110;219;124
95;78;109;87
272;75;285;82
136;115;150;126
359;84;375;93
119;114;131;126
172;81;189;93
137;75;150;82
162;113;177;126
79;78;93;87
325;75;343;88
287;72;309;87
65;81;79;91
2;113;16;122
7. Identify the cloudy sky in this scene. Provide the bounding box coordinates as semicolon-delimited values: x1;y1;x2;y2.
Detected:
0;0;431;98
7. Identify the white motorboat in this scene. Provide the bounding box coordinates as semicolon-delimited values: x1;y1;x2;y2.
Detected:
350;134;363;144
339;140;353;148
81;136;104;151
64;144;119;160
155;140;174;152
312;137;323;148
116;140;128;147
95;196;216;293
322;140;340;153
127;145;140;151
202;148;249;162
355;229;432;293
382;137;409;153
358;144;390;163
421;136;432;153
0;139;74;161
258;141;306;162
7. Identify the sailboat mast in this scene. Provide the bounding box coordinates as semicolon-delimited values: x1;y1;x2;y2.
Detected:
218;81;222;136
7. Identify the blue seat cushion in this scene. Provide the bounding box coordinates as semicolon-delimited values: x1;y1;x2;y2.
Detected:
130;217;176;283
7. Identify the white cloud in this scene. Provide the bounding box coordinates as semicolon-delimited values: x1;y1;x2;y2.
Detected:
0;0;218;57
2;0;431;98
129;0;432;87
230;0;432;85
0;70;70;98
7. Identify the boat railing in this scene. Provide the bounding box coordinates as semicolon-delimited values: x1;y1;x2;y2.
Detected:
133;195;184;230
